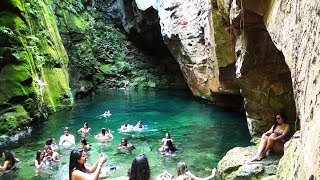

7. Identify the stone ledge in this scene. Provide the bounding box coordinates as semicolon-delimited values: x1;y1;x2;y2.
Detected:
217;146;281;180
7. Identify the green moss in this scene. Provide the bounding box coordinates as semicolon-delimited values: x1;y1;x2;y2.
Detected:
0;64;34;103
99;64;111;74
0;104;30;134
79;80;93;89
93;73;104;83
10;0;24;11
73;15;86;30
41;68;73;111
212;10;234;67
0;12;27;33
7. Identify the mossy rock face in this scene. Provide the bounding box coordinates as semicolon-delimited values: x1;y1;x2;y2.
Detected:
0;0;73;136
0;105;30;134
0;63;34;103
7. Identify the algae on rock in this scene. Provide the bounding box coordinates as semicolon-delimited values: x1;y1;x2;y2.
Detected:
0;0;73;135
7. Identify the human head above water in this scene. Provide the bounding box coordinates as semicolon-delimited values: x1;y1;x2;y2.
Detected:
80;139;88;145
176;161;188;176
69;149;86;180
274;112;287;125
64;127;70;135
101;128;106;135
121;138;128;146
165;133;171;139
129;154;150;180
84;123;89;128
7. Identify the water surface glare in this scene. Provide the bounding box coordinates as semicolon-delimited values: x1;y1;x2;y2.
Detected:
1;90;251;179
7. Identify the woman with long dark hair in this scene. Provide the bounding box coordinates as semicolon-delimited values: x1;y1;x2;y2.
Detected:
69;149;107;180
117;138;135;151
159;133;175;153
129;154;150;180
248;112;290;162
79;139;91;151
95;128;113;142
34;150;46;169
0;150;20;171
78;123;91;135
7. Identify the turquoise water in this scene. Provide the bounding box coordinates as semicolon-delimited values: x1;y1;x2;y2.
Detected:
0;90;251;179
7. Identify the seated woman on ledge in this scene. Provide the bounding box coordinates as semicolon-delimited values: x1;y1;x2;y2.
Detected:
248;112;290;162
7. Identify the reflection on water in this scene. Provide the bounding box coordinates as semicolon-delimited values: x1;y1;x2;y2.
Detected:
0;90;251;179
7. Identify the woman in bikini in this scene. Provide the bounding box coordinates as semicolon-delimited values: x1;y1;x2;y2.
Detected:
78;123;91;135
249;112;290;162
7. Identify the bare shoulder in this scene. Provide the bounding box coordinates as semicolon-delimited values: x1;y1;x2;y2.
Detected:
72;170;88;180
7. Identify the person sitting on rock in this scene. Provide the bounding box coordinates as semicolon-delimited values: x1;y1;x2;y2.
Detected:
248;112;290;162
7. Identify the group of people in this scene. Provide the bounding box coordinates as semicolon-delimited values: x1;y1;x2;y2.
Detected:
119;121;145;132
1;112;292;179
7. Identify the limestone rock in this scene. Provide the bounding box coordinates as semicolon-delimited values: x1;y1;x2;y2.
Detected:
218;146;280;179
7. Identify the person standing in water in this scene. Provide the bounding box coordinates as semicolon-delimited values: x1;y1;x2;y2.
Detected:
69;149;107;180
95;128;113;142
59;127;76;149
78;123;91;135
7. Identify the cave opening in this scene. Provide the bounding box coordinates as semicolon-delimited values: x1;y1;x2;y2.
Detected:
231;8;298;136
105;1;188;91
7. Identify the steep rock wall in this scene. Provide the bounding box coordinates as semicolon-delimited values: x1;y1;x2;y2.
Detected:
264;0;320;179
0;0;73;136
217;0;319;179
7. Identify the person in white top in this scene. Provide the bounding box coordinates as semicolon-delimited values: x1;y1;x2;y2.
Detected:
59;127;75;149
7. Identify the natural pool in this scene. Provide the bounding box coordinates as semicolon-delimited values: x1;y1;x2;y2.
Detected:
0;90;251;179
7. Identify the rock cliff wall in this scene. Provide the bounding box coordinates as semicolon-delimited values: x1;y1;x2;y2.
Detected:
264;0;320;179
130;0;319;178
0;0;73;136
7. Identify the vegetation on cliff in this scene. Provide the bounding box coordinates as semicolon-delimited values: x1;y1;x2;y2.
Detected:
0;0;73;135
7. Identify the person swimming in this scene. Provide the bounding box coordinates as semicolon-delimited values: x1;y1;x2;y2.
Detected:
100;110;112;118
117;138;135;152
80;139;92;151
78;123;91;135
159;133;176;153
95;128;113;142
120;124;134;132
